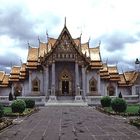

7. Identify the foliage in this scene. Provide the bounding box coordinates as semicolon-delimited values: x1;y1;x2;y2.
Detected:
138;107;140;116
111;97;127;113
9;92;13;101
0;103;4;118
100;96;111;107
24;99;35;108
118;92;122;98
11;99;26;113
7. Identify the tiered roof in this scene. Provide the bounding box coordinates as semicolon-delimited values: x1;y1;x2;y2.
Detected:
118;71;139;86
108;66;120;81
100;63;110;79
0;71;10;87
9;66;21;81
89;46;102;69
100;64;120;81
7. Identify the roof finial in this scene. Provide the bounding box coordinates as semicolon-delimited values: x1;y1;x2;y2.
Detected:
80;32;82;38
88;37;90;42
38;36;40;43
64;17;66;27
99;40;101;46
46;29;49;41
27;41;30;49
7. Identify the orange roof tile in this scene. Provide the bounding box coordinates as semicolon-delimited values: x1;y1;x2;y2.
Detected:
10;66;21;75
39;42;47;57
89;47;101;61
81;43;90;57
20;63;26;72
1;74;9;85
48;38;56;47
27;47;38;61
108;66;118;74
0;71;5;82
73;38;80;46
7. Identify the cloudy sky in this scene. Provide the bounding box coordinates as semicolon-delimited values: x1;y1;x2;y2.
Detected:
0;0;140;73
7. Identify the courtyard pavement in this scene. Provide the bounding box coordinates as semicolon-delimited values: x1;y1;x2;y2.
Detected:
0;106;140;140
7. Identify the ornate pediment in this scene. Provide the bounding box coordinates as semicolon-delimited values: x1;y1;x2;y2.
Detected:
56;33;75;53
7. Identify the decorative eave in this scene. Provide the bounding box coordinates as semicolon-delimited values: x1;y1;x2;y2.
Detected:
90;61;102;69
118;71;138;87
0;71;5;82
0;74;10;87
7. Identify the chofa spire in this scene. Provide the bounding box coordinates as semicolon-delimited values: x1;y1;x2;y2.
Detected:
64;17;66;27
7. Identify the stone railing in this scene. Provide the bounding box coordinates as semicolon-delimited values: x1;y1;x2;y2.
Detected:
0;96;9;106
123;95;139;104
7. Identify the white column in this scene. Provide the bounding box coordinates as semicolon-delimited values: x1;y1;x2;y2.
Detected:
75;61;79;95
12;84;14;95
132;86;135;95
104;82;107;96
82;65;86;97
46;66;49;96
29;70;32;94
51;62;55;95
115;83;118;96
97;71;101;95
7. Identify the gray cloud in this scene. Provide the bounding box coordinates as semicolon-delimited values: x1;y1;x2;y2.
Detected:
0;6;36;42
101;32;138;52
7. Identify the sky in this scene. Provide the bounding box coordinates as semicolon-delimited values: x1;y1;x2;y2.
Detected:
0;0;140;73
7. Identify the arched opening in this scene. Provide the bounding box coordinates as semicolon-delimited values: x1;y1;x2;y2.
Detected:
32;77;40;92
107;84;115;96
89;77;97;95
14;83;22;97
59;69;72;96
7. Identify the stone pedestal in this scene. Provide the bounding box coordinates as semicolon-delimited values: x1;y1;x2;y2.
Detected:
48;96;57;102
75;95;83;102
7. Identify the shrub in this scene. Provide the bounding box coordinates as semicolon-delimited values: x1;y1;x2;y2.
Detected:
138;107;140;116
0;103;4;118
100;96;111;107
9;92;13;101
11;99;26;113
111;97;127;113
24;99;35;108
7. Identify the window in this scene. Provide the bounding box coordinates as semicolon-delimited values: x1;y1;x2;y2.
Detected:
14;84;22;96
107;84;115;96
89;78;97;92
135;86;140;95
32;78;40;91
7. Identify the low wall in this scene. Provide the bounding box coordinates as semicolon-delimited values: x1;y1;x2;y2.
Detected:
86;95;139;106
0;96;46;106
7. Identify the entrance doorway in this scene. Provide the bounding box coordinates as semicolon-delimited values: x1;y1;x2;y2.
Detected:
62;81;69;95
59;69;72;96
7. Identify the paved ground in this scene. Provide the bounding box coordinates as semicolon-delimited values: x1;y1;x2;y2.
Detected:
0;106;140;140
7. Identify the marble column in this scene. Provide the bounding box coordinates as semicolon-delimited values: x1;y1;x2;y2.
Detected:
45;65;49;96
29;70;32;94
75;61;79;95
51;62;55;95
132;86;135;95
97;71;101;95
115;83;118;96
82;65;86;97
104;81;108;96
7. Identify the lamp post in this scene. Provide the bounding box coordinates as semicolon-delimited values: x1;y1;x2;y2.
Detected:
135;58;140;72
